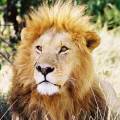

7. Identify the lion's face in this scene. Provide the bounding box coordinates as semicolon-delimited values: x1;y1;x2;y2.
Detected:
32;29;79;95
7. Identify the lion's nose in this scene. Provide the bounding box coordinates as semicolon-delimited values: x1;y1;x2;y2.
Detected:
36;65;54;76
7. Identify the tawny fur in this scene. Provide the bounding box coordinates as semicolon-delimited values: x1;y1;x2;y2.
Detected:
9;1;108;120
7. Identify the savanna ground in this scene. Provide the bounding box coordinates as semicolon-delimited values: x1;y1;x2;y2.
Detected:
0;0;120;119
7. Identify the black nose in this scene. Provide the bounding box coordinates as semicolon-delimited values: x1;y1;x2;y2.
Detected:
36;65;54;76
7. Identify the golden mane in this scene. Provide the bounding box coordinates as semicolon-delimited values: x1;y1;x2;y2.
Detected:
9;1;108;120
21;1;93;42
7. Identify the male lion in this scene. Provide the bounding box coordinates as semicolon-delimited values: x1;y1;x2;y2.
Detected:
9;1;108;120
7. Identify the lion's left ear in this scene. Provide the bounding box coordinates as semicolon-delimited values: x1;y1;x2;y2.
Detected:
85;32;100;51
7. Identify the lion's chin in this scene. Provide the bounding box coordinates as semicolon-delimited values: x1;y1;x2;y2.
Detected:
37;82;59;95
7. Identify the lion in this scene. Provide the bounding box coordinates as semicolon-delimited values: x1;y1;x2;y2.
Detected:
9;1;108;120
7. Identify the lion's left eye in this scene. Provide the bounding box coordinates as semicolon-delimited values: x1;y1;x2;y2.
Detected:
59;46;69;53
35;45;42;54
36;45;42;51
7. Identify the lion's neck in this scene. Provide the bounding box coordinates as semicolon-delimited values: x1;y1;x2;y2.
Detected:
11;80;108;120
37;85;89;120
34;82;107;120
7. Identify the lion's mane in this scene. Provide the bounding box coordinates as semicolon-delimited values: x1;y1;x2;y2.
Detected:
9;1;108;120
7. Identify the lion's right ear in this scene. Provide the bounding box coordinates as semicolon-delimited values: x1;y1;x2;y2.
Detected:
85;32;100;51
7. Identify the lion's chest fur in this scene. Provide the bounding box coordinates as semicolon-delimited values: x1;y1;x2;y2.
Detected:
10;84;108;120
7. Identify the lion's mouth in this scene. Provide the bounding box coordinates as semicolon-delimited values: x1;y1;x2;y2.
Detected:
38;79;61;88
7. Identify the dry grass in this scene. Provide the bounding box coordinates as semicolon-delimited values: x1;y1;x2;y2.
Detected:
93;26;120;119
93;26;120;97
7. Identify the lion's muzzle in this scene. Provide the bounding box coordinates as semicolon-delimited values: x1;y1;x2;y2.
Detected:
36;64;55;76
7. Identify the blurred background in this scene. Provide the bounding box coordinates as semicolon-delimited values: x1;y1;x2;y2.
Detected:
0;0;120;119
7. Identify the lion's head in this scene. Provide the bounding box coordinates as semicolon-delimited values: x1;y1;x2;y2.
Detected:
14;2;100;97
31;28;99;95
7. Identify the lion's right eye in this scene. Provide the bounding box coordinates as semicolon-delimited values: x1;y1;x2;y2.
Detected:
59;46;69;54
36;45;42;52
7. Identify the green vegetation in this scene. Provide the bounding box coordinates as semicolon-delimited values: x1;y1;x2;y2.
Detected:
0;0;6;5
83;0;120;29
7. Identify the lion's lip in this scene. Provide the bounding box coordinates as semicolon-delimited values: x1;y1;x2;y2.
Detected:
38;80;61;88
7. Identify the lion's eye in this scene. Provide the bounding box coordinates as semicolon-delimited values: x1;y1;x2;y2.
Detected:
36;45;42;52
59;46;69;53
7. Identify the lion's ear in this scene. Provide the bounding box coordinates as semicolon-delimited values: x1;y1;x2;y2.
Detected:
85;32;100;51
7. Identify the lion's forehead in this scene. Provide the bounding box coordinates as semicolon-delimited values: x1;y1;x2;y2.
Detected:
33;29;72;49
32;29;78;67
